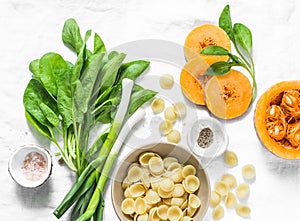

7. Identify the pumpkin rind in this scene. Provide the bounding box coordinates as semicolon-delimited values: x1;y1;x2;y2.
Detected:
254;81;300;159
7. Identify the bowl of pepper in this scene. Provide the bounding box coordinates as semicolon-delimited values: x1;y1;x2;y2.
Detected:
8;144;52;188
187;116;228;159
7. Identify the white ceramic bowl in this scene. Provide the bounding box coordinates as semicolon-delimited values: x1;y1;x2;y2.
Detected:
8;144;52;188
187;116;228;159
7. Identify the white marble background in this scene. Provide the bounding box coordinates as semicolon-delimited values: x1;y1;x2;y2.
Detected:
1;0;300;220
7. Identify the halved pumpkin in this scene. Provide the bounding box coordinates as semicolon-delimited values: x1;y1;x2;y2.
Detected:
204;70;252;119
255;81;300;159
180;57;210;105
184;24;231;65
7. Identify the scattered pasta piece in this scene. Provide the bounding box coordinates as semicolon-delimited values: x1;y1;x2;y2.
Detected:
149;156;164;176
183;175;200;194
220;174;237;189
242;164;256;180
182;165;196;178
188;194;201;209
121;198;135;215
167;129;181;144
236;204;251;218
209;190;221;207
212;205;224;220
159;120;173;135
235;183;250;200
173;102;187;118
224;192;237;208
157;205;169;220
214;181;229;196
160;74;174;89
224;151;238;167
167;206;183;221
164;106;177;122
151;98;165;113
134;198;147;215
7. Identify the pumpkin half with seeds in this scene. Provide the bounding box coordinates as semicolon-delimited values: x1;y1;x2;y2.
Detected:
255;81;300;159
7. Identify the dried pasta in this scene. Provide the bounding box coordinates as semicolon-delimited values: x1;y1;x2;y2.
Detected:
167;206;183;221
167;129;181;144
159;120;173;135
209;190;221;207
160;73;174;89
224;192;237;208
188;194;201;209
242;164;256;180
236;204;251;218
212;205;224;220
151;98;165;113
224;151;238;167
214;181;229;196
121;152;202;220
149;156;164;176
220;174;237;189
235;183;249;200
121;198;135;215
183;175;200;194
134;198;147;215
182;165;196;178
173;102;187;119
164;106;177;122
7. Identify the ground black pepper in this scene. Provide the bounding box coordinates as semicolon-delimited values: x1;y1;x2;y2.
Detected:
197;127;214;149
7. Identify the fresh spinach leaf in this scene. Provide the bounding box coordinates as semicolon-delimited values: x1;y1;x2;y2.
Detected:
25;111;54;140
39;102;60;128
94;33;106;54
233;23;252;54
39;52;68;97
29;59;41;80
200;46;230;56
117;60;150;83
205;61;236;76
219;5;234;41
99;53;126;93
62;18;83;54
23;79;58;127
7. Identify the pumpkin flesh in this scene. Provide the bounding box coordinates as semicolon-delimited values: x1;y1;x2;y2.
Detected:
204;70;252;119
184;24;231;65
255;81;300;159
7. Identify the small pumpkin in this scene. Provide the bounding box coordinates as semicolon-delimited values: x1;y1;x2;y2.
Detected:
180;57;210;105
255;81;300;159
184;24;231;65
204;70;252;119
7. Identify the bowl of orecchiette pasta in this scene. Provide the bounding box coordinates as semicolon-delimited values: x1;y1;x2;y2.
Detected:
112;143;210;221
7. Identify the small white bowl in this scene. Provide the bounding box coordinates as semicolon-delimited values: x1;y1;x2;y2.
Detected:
8;144;52;188
187;116;228;159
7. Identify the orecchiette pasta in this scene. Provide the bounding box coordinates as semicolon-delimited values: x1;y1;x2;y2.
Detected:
212;205;224;220
224;151;238;167
224;192;237;208
209;190;221;207
242;164;256;180
214;181;229;196
167;129;181;144
220;173;237;189
164;106;177;122
121;152;202;220
173;102;187;118
159;120;173;135
235;204;251;218
235;183;249;200
151;98;165;113
160;74;174;89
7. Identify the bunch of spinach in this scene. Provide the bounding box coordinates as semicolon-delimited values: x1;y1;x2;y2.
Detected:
200;5;257;102
23;18;156;178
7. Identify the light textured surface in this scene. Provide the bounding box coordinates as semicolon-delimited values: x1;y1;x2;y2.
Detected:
1;0;300;220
